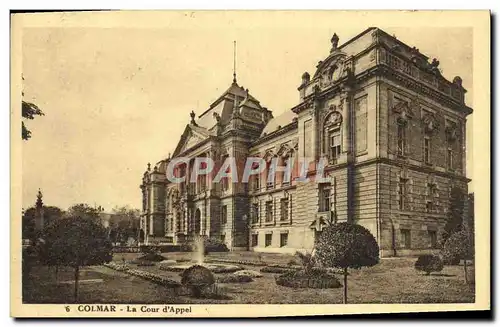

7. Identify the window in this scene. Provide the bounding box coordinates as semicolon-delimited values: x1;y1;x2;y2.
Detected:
253;175;260;192
447;147;454;170
424;137;431;164
328;129;341;163
314;230;323;244
400;229;411;249
282;157;291;186
198;174;206;193
320;185;331;212
265;201;273;223
251;203;259;224
221;205;227;225
251;234;258;247
280;233;288;247
398;178;407;210
427;183;437;213
428;230;437;248
265;233;272;247
280;198;289;221
397;123;407;156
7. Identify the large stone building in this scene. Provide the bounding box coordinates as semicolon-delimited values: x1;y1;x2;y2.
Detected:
140;27;472;256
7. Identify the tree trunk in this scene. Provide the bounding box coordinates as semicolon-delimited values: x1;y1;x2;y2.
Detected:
343;267;348;304
74;266;79;302
464;259;468;284
55;266;59;281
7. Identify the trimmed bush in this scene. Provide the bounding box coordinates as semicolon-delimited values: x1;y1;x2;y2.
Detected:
217;274;253;283
275;269;342;289
204;238;229;253
315;222;379;304
181;265;215;298
414;254;444;275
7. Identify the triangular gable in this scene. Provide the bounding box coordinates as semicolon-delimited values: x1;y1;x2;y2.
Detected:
172;124;211;157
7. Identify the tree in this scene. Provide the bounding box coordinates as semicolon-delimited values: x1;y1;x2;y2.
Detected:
22;205;65;241
41;216;113;301
442;229;473;284
67;203;102;220
315;222;379;304
442;186;466;246
22;76;44;140
466;193;475;250
109;206;141;244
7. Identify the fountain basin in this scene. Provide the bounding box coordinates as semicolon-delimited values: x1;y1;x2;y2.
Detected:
162;262;243;274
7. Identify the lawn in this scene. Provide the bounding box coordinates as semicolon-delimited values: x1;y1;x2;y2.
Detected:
23;252;475;304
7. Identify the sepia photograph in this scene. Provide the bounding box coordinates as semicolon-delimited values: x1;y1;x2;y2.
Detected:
11;10;490;317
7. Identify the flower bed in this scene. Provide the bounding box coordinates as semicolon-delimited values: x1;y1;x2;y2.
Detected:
104;262;180;288
205;258;267;267
275;269;342;289
260;266;297;274
217;274;253;283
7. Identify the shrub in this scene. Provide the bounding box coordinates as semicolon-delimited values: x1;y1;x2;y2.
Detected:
217;274;253;283
275;269;342;289
295;251;316;274
204;238;229;253
315;222;379;303
442;229;474;284
181;265;215;298
414;254;444;275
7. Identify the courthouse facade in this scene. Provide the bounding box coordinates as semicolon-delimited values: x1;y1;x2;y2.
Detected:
140;27;472;256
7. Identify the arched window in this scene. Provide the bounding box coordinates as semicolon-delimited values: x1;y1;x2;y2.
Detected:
323;111;342;164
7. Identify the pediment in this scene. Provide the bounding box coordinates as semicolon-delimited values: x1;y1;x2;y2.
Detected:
173;125;210;156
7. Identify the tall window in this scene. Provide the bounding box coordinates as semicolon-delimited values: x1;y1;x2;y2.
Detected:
265;201;273;222
266;160;275;189
253;175;260;192
320;186;331;212
251;203;259;224
397;123;407;156
428;230;437;248
426;183;437;213
251;234;258;247
398;178;407;210
265;233;272;247
447;147;454;170
424;137;431;164
221;205;227;225
328;129;341;163
280;233;288;247
221;156;229;192
401;229;411;248
280;198;289;221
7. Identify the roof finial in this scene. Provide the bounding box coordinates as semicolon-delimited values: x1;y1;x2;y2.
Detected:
232;40;237;84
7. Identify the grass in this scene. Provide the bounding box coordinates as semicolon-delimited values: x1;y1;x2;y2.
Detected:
23;252;475;304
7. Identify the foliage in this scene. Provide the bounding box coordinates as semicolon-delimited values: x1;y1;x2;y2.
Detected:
414;254;444;275
442;229;474;283
294;251;316;274
109;206;141;245
315;223;380;270
217;274;253;283
41;216;113;301
135;252;167;263
442;187;466;246
315;222;379;303
180;265;215;298
204;237;229;253
22;206;65;241
67;203;103;220
22;100;44;140
275;269;342;289
104;262;180;287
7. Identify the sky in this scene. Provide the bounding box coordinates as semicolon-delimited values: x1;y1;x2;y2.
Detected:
20;12;473;211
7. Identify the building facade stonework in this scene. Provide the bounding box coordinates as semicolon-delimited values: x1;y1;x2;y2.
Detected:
140;27;472;256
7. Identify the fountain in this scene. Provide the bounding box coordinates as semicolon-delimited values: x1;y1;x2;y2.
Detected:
165;236;242;273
